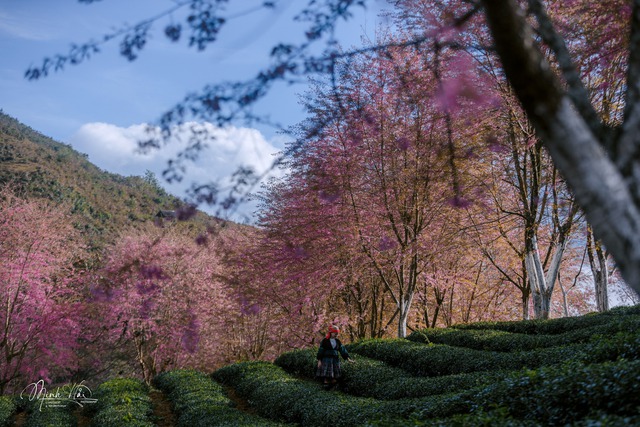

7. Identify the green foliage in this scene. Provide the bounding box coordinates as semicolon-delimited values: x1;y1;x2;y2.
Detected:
23;405;77;427
347;339;525;376
91;407;155;427
275;348;503;400
350;324;640;380
153;368;285;426
274;348;319;378
406;321;631;351
0;396;16;427
212;361;468;426
448;305;640;335
90;377;154;427
586;328;640;363
469;359;640;425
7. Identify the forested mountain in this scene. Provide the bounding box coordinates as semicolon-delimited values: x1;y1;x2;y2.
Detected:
0;110;210;248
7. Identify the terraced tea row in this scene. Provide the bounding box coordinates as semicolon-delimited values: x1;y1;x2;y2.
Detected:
153;369;286;426
214;357;640;426
407;306;640;351
275;348;504;400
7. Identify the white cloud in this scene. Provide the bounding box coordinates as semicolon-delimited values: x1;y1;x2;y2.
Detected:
0;11;54;41
69;122;287;222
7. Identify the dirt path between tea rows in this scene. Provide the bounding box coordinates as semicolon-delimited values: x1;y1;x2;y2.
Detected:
150;389;178;426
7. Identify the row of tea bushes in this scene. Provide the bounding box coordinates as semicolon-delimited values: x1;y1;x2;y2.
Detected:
274;349;504;400
211;361;453;427
22;401;77;427
407;313;640;352
449;304;640;335
211;356;640;426
0;397;16;427
376;359;640;426
347;339;595;377
407;319;633;352
153;368;285;426
469;359;640;425
89;378;154;427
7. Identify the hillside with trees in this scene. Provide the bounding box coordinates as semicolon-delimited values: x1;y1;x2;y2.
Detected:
0;112;260;393
0;110;199;249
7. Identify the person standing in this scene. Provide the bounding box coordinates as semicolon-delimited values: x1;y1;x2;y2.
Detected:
316;325;354;387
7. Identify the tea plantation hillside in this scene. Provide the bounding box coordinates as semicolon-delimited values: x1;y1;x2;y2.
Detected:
2;305;639;426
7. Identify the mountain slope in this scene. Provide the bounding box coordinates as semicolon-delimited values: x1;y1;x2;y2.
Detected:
0;110;197;247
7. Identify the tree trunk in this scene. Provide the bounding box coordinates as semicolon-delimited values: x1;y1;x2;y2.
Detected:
588;227;610;312
525;236;551;319
594;268;609;312
525;232;568;319
398;315;407;337
525;244;547;319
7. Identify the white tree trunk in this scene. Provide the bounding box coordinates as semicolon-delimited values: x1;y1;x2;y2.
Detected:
525;234;567;319
397;291;414;338
594;252;610;312
525;245;547;319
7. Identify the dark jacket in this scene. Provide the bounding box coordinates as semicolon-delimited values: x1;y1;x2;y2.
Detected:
317;338;350;360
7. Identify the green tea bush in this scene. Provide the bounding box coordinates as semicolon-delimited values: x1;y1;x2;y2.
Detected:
373;407;541;426
153;368;284;426
0;396;16;427
90;377;154;427
349;336;637;377
275;348;507;400
274;348;405;385
275;348;410;397
274;348;320;378
348;339;524;376
466;359;640;426
24;405;77;427
407;328;545;351
585;329;640;363
454;412;640;427
373;360;640;425
451;306;640;335
408;315;640;352
91;406;155;427
597;304;640;317
374;371;509;401
377;409;640;426
514;342;591;366
213;361;454;426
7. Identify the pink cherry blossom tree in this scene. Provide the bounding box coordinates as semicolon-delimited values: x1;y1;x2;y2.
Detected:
90;224;239;383
0;186;86;394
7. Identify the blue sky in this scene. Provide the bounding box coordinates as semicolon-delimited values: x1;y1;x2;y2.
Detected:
0;0;388;221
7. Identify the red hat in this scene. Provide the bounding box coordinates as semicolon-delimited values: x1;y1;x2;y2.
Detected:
326;325;339;339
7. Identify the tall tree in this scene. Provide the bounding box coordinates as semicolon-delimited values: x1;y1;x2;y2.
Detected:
0;187;86;393
92;225;237;383
256;32;501;336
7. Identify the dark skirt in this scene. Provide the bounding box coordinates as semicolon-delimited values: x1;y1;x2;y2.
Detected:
317;357;342;379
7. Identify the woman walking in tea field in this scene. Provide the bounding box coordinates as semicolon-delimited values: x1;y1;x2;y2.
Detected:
316;325;354;388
